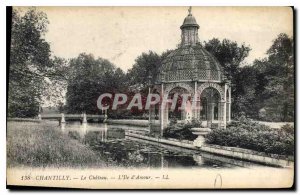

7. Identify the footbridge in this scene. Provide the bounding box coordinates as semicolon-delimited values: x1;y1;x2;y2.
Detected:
39;113;106;123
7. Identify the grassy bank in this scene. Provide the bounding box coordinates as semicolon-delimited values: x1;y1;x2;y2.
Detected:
7;121;106;168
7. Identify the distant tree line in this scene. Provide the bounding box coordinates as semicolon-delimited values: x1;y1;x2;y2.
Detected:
8;8;294;122
204;35;294;121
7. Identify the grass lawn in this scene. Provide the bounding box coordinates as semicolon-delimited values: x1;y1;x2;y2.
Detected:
7;121;106;168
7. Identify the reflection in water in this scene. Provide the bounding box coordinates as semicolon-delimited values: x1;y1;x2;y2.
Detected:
61;122;264;169
81;123;87;138
61;123;65;132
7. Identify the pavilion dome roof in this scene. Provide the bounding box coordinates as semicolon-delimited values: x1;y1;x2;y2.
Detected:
159;44;224;82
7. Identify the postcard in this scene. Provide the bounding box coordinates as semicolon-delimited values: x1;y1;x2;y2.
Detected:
6;6;294;189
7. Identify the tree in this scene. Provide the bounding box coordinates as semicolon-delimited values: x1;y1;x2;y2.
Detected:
65;53;126;114
204;38;251;80
234;66;260;118
8;8;52;117
127;50;171;82
41;57;69;109
204;38;251;117
232;33;294;121
256;34;294;121
126;51;162;87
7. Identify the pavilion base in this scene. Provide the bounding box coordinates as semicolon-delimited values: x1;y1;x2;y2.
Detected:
149;124;162;136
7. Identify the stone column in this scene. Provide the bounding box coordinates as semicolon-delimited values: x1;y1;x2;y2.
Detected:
164;103;169;127
193;99;200;120
160;83;164;134
148;104;154;129
192;81;198;119
207;103;213;128
228;102;231;122
211;103;215;121
148;85;152;127
227;87;231;122
223;84;228;128
219;101;226;128
218;102;222;128
226;102;229;122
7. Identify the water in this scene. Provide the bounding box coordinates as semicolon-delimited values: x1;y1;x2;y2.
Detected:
61;122;265;169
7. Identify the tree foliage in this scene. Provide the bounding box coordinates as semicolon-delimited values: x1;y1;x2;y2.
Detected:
65;53;126;114
8;8;52;117
41;57;69;108
254;34;294;121
204;35;294;121
204;38;251;117
126;51;161;87
204;38;251;80
126;50;173;88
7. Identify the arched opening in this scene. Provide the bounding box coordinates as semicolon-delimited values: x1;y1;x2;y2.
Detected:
167;87;192;123
226;89;230;99
200;87;221;128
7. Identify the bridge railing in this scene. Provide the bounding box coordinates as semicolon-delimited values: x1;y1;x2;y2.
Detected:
40;114;105;119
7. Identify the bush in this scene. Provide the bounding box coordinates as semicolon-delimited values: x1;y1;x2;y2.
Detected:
205;117;294;156
163;119;201;141
190;118;202;127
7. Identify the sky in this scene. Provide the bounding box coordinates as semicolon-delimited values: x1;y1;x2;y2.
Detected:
19;6;293;71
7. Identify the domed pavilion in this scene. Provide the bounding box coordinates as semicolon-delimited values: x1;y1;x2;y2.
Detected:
150;7;231;132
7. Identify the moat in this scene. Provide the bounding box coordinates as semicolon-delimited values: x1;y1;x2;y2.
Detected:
61;122;267;169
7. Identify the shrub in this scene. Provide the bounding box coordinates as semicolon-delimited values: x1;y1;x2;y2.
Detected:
205;117;294;156
190;118;202;127
163;119;200;141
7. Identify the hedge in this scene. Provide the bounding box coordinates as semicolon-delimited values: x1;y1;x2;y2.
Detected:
205;117;294;156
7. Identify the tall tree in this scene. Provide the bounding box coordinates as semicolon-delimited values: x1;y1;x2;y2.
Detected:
8;8;52;117
65;53;126;114
204;38;251;80
257;34;294;121
204;38;251;117
234;66;260;118
228;33;294;121
126;51;162;87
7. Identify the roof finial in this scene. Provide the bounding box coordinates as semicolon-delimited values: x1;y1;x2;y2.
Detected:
188;6;192;16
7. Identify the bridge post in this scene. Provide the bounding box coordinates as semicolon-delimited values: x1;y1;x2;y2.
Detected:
38;106;42;121
83;113;87;123
38;114;42;121
104;109;108;122
61;113;66;123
